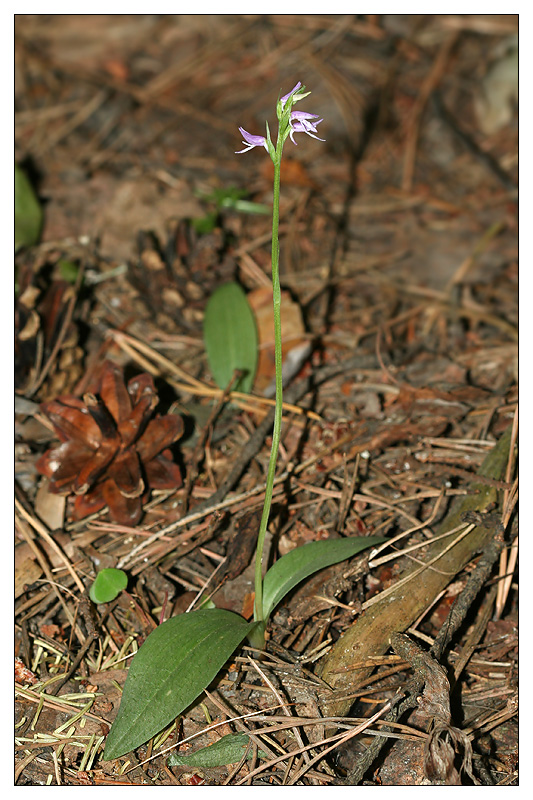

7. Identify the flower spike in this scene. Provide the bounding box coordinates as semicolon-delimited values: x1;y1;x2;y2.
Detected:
236;80;323;160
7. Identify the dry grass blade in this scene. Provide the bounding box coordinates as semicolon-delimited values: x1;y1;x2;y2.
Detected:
495;405;519;618
15;498;84;594
109;328;321;419
234;697;397;786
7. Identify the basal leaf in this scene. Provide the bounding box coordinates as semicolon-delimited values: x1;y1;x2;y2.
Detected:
89;568;128;604
203;282;258;394
168;733;266;768
103;609;257;761
262;536;386;622
15;164;43;251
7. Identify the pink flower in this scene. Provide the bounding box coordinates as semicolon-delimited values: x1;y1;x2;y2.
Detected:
235;127;269;154
289;111;325;145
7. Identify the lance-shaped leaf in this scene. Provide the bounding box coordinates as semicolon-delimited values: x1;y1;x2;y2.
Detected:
103;609;258;761
203;282;258;394
261;536;386;623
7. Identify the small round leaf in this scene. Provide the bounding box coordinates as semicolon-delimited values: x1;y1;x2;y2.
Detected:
89;568;128;604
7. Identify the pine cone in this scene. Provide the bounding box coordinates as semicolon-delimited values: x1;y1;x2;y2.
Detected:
36;361;183;526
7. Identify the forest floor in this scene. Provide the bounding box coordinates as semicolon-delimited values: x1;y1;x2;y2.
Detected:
15;14;517;786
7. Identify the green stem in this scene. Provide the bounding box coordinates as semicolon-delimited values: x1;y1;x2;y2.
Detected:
253;148;283;626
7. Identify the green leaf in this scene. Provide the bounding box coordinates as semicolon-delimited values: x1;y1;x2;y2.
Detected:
191;211;218;234
262;536;387;622
214;187;269;215
196;186;269;216
103;609;258;760
229;198;270;215
168;733;266;768
57;259;80;283
15;164;43;250
89;568;128;604
203;282;258;394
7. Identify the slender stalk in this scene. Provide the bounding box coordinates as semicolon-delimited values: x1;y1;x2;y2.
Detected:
253;147;283;625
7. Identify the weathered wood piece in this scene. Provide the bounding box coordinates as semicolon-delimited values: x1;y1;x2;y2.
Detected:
319;426;513;717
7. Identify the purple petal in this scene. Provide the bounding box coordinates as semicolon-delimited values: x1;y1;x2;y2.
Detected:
236;127;268;154
293;118;317;133
238;127;267;146
280;81;302;108
292;118;323;132
290;118;325;142
290;111;320;121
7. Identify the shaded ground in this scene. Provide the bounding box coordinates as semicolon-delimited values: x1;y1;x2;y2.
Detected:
15;14;517;786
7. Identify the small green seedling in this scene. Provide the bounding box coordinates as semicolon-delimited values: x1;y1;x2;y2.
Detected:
89;568;128;604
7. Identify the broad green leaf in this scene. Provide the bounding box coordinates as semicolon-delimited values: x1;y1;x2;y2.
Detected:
262;536;386;622
89;568;128;604
15;164;43;250
103;609;258;760
203;282;258;394
168;733;266;768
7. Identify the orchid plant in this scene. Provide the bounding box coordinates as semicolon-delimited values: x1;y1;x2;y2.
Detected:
103;83;384;762
237;82;325;638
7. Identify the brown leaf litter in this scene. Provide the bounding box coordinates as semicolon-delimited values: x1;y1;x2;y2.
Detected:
16;14;517;787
